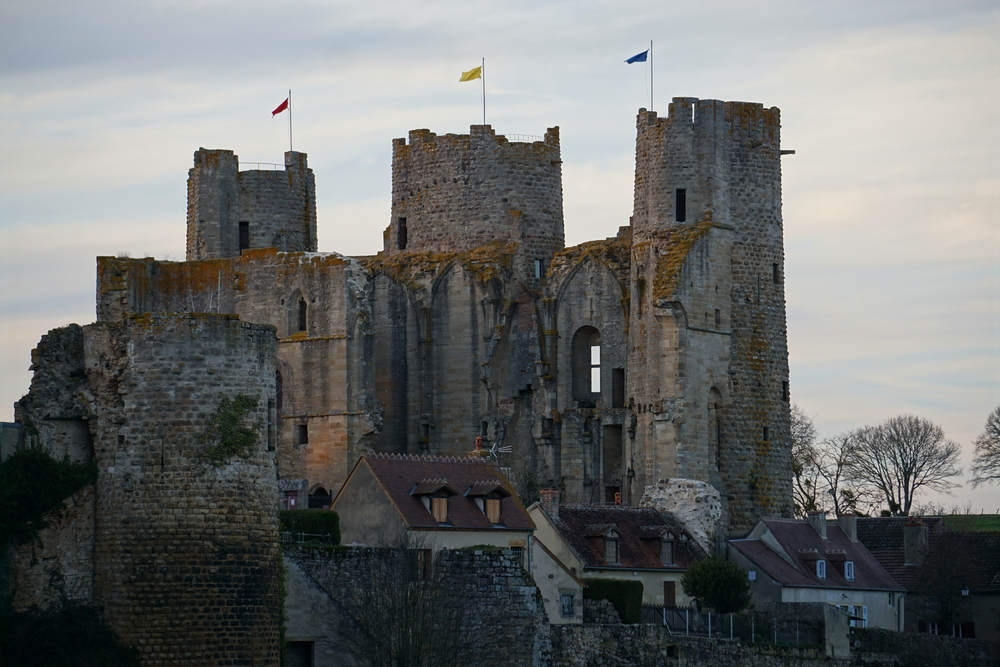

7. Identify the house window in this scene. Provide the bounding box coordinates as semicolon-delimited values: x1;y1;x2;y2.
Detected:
748;570;757;581
888;592;894;607
560;593;575;618
431;497;448;523
510;545;525;568
845;561;855;581
239;221;250;251
660;537;675;565
847;605;867;628
485;498;501;524
816;560;826;579
604;532;620;564
675;189;687;223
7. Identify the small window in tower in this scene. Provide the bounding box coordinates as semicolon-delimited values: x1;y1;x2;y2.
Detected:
239;221;250;251
782;381;789;402
591;345;601;393
772;263;780;284
398;217;408;250
297;424;309;445
763;426;769;441
714;309;721;328
298;298;307;333
534;258;543;279
675;189;687;223
612;368;625;408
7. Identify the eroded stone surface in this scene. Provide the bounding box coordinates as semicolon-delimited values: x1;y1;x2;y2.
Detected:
639;479;723;553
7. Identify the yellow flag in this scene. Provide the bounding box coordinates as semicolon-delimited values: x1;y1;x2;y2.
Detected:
459;66;482;82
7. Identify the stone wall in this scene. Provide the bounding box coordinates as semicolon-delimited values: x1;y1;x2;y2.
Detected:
10;314;282;666
186;149;316;261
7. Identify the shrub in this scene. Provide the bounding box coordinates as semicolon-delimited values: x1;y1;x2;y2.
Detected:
0;606;140;667
681;556;751;614
0;448;96;547
583;578;643;623
278;509;340;545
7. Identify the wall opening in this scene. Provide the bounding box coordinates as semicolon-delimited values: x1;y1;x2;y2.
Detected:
308;487;332;510
397;217;407;250
276;370;284;412
714;309;721;328
675;189;687;223
603;424;623;486
611;368;625;408
571;326;601;405
782;380;789;402
708;388;723;469
297;423;309;445
298;299;307;333
239;221;250;251
773;263;781;284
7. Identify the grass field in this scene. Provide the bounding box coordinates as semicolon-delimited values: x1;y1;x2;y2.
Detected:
940;514;1000;531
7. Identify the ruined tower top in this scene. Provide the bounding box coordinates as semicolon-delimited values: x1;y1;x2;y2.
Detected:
384;125;564;276
631;98;782;241
186;148;317;261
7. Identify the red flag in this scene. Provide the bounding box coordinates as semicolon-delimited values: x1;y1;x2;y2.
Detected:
272;98;289;116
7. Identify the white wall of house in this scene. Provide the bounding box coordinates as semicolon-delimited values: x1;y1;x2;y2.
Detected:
780;586;904;631
531;540;584;625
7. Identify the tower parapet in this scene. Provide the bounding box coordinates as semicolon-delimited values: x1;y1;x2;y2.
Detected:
186;148;316;260
385;126;564;278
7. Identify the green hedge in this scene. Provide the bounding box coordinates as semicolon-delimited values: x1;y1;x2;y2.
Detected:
278;509;340;545
0;606;141;667
583;578;643;624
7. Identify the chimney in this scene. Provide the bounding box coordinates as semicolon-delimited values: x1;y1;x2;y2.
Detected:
539;488;560;521
837;514;858;542
903;516;929;566
807;511;827;539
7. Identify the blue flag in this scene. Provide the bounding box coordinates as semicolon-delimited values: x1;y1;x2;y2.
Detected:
625;50;648;64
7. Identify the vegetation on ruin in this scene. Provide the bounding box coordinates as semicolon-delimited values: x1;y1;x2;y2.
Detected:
582;578;643;624
681;557;751;614
359;240;517;292
0;605;141;667
200;394;263;465
278;509;340;545
0;448;96;548
650;217;716;300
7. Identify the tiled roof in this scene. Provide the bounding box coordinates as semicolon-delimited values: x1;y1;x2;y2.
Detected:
730;518;903;591
355;454;534;531
857;517;1000;592
549;505;707;571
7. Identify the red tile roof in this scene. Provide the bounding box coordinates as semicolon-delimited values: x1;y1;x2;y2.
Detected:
548;505;707;571
730;518;903;591
348;453;534;531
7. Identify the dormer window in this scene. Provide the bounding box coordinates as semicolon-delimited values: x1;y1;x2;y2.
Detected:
464;480;512;525
411;478;458;524
845;561;855;581
661;532;676;565
816;560;827;579
604;529;620;564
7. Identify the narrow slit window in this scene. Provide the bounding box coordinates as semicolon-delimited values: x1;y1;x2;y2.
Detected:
590;345;601;393
782;381;789;402
714;309;721;328
762;426;769;441
534;258;543;279
675;189;687;223
297;424;308;445
297;299;307;333
397;217;407;250
239;221;250;251
772;263;780;284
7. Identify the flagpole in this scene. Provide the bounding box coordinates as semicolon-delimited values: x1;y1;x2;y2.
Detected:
288;89;293;153
481;57;486;126
650;41;653;112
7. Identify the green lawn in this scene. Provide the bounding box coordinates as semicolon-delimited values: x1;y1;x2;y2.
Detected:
941;514;1000;531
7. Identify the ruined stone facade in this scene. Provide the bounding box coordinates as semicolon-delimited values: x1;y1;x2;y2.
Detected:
12;315;281;665
21;97;792;540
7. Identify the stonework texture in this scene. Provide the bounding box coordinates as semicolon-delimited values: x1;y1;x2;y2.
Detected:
26;99;792;557
639;479;723;553
12;314;281;666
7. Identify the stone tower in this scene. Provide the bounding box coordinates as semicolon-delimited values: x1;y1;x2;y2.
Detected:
628;98;792;533
186;148;316;260
384;125;563;279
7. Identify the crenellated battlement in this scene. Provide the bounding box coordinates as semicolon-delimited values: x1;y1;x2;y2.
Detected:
386;125;564;278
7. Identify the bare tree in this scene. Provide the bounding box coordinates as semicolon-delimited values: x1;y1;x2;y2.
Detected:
970;405;1000;487
849;415;962;516
814;431;875;516
790;405;821;516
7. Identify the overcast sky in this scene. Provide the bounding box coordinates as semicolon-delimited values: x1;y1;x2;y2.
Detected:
2;0;997;511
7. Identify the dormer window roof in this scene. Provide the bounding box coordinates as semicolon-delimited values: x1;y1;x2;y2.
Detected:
410;478;458;497
464;480;512;499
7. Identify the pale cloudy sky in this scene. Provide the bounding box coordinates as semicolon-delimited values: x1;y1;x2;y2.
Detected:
1;0;997;510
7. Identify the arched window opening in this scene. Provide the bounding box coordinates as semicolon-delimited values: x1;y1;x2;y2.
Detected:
708;388;723;469
572;326;601;406
308;486;332;509
298;298;307;333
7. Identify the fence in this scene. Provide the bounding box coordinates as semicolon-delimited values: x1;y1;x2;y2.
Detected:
280;531;338;545
640;606;823;647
